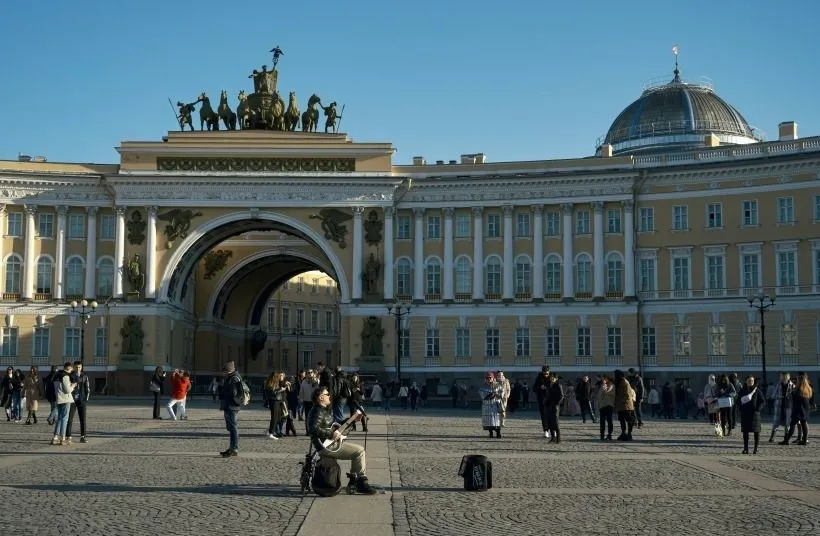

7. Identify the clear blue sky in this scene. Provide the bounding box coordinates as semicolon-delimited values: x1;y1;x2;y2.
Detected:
1;0;817;164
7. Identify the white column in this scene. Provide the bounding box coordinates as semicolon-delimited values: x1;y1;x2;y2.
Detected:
84;206;98;299
114;206;127;298
593;201;605;299
22;204;37;300
55;206;67;300
472;207;484;301
412;208;425;301
0;205;6;293
383;207;394;301
532;204;544;300
146;206;157;299
502;204;514;300
623;200;636;298
352;206;364;301
561;203;574;300
443;207;454;301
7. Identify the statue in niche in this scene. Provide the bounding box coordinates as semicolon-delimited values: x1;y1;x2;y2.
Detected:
127;254;145;294
120;315;145;355
360;316;385;356
361;252;381;295
127;211;146;245
364;209;383;245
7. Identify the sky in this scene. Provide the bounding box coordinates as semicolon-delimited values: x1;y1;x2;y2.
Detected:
0;0;817;165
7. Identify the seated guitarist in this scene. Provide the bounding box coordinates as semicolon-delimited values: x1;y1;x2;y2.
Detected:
308;386;377;495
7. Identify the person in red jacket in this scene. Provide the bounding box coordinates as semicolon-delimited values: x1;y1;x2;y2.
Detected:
166;370;191;421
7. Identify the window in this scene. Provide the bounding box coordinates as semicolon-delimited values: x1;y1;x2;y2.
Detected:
301;351;313;369
427;216;441;239
33;327;49;357
777;249;797;287
576;327;591;356
672;254;690;291
515;328;530;357
545;328;560;357
455;328;470;358
64;327;80;358
815;247;820;285
297;277;304;292
514;256;531;294
672;205;688;230
455;257;472;294
311;310;318;330
606;253;623;292
5;255;22;294
65;257;84;296
638;207;654;232
266;307;276;330
815;195;820;222
706;254;725;292
282;308;290;330
607;209;622;233
777;197;794;223
6;212;22;237
782;324;798;354
36;258;53;294
95;327;107;357
575;210;590;234
281;349;289;369
455;214;470;238
296;308;304;329
516;213;530;237
100;214;115;240
742;251;761;290
68;213;85;240
312;279;319;293
709;325;726;356
37;212;54;238
674;326;691;356
487;214;500;238
325;349;332;366
544;255;561;293
485;328;499;357
742;200;758;226
325;311;333;333
575;254;591;293
396;259;412;297
396;215;411;239
97;258;114;298
1;328;18;357
641;327;656;357
425;258;441;295
425;328;440;357
545;212;560;236
639;257;656;292
399;328;410;359
486;257;502;295
607;327;622;356
707;203;722;228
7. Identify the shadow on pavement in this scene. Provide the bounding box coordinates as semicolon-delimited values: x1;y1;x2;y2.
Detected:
7;482;305;498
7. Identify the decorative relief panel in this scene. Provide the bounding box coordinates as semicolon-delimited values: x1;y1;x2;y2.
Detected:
156;157;355;173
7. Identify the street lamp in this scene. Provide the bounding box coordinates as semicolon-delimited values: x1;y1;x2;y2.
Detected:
748;294;775;386
292;326;305;373
386;304;411;385
70;299;98;364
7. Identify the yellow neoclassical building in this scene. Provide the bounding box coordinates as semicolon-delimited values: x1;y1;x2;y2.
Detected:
0;55;818;393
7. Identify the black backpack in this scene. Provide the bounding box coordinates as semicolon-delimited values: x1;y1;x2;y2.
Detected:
311;456;342;497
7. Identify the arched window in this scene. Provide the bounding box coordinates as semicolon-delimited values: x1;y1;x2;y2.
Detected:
606;252;623;292
425;258;441;295
575;254;592;293
97;258;115;298
515;255;531;294
395;259;412;298
455;257;472;295
4;255;22;294
36;257;53;294
65;257;85;297
544;254;562;294
486;256;502;295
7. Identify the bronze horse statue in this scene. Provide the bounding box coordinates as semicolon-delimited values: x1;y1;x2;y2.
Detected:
236;90;253;129
218;90;237;130
301;94;321;132
270;90;286;130
198;92;220;131
285;91;300;131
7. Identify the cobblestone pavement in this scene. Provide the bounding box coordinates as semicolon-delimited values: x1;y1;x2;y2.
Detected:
0;403;818;535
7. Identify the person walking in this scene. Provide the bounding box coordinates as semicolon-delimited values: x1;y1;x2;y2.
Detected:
769;373;794;442
627;368;645;428
66;361;91;443
533;366;551;438
149;366;166;420
479;372;503;438
23;366;43;425
44;365;59;425
597;376;615;440
780;374;813;446
546;373;564;443
218;361;244;457
577;375;596;424
614;369;636;441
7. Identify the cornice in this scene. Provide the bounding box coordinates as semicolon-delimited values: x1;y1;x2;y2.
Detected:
642;156;820;188
0;176;111;204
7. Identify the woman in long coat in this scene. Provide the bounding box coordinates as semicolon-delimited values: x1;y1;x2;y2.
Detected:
479;372;503;438
738;375;766;454
23;366;43;424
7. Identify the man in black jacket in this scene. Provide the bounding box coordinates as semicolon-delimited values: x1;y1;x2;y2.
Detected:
66;361;91;443
577;376;596;424
546;374;564;444
219;361;244;457
44;365;59;425
627;368;645;428
307;386;376;494
533;366;551;438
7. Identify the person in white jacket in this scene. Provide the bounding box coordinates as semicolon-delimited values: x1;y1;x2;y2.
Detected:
51;362;77;446
370;383;383;410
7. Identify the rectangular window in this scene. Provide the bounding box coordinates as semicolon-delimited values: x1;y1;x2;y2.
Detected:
777;197;794;223
455;214;471;238
485;328;499;357
297;277;304;292
709;325;726;356
742;253;761;289
641;327;656;357
399;328;410;359
455;328;470;358
301;350;313;370
575;210;590;234
425;328;440;357
674;326;691;356
672;256;690;290
707;203;722;228
639;257;656;291
486;214;501;238
427;216;441;239
281;349;289;370
777;251;797;287
576;327;591;357
325;349;333;365
33;327;50;357
706;255;725;290
6;212;23;237
267;306;276;330
282;308;290;330
545;212;560;236
95;327;107;357
68;213;85;240
545;328;560;357
312;279;319;293
64;327;80;358
1;327;19;357
296;308;304;328
311;310;318;330
814;195;820;222
672;205;688;230
38;213;54;238
516;213;530;237
100;214;116;240
607;327;622;357
742;200;758;226
515;328;530;357
396;215;411;239
606;209;622;233
638;207;654;232
325;311;333;333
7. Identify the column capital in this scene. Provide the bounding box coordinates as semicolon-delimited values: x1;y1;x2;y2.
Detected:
0;203;6;214
146;205;158;216
384;206;394;218
115;205;128;216
592;201;604;214
561;203;573;215
531;204;544;215
352;206;365;216
24;204;38;215
412;207;425;217
86;206;99;216
621;199;634;212
502;204;514;216
56;205;68;216
443;207;455;218
471;206;484;217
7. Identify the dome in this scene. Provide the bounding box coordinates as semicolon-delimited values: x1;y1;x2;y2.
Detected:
598;69;763;155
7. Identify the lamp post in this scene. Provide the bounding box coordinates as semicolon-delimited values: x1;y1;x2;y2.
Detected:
70;299;98;364
386;304;411;385
292;326;305;373
748;294;775;386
